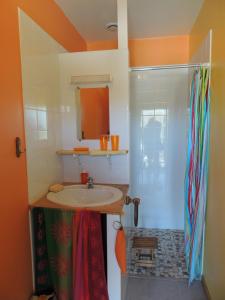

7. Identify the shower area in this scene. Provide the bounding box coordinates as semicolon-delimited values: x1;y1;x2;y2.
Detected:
130;67;188;229
127;63;210;282
127;66;189;278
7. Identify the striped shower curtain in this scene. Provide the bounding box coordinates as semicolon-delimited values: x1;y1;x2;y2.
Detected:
184;66;210;283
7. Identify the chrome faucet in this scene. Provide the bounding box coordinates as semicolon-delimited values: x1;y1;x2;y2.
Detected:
87;176;94;189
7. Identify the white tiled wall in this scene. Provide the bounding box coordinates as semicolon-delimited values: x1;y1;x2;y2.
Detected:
59;49;130;184
19;10;65;202
19;10;130;202
130;68;189;229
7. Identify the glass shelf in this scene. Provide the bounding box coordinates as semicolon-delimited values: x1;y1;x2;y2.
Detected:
56;149;128;156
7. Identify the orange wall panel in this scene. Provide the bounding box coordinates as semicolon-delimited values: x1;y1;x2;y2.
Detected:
87;40;118;51
0;1;86;299
87;35;189;67
129;35;189;67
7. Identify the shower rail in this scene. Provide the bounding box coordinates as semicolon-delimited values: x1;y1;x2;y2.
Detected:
130;63;210;72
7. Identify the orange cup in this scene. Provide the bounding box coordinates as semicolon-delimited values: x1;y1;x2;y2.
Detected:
80;171;89;184
100;135;108;150
111;135;119;151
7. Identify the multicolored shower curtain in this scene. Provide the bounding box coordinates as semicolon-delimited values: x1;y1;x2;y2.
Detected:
185;66;210;283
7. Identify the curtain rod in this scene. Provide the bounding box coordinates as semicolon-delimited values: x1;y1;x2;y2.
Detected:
130;63;210;72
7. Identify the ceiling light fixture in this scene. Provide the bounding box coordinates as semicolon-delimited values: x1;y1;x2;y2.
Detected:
105;22;118;32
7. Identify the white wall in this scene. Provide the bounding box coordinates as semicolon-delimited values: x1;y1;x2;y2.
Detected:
19;10;65;202
107;215;121;300
59;49;130;184
130;68;189;229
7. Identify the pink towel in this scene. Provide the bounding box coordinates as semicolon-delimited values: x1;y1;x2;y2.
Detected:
73;211;109;300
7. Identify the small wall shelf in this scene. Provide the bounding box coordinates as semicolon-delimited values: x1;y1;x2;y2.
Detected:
56;149;128;157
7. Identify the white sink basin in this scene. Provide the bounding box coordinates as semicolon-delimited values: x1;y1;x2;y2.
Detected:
47;184;123;207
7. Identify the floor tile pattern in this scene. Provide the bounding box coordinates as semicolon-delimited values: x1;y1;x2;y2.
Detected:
126;227;189;279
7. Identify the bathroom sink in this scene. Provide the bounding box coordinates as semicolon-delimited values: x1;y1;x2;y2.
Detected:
47;184;123;207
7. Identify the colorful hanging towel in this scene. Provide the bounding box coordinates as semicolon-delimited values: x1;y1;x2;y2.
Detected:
184;67;210;283
31;208;53;296
44;208;73;300
73;211;109;300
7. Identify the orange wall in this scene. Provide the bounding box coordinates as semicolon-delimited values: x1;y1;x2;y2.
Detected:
129;36;189;67
190;1;225;299
0;1;86;299
87;35;189;67
87;40;118;51
18;0;86;52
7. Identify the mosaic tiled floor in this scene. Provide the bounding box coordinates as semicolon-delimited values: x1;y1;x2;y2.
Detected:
126;227;189;279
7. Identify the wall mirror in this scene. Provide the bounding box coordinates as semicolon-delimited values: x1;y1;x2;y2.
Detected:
76;86;110;140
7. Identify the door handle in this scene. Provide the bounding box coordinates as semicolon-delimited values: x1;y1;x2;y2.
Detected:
15;137;25;158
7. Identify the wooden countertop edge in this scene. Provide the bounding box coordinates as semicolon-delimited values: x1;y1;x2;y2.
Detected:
29;183;129;215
